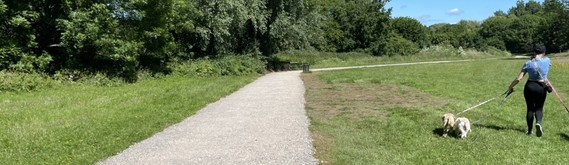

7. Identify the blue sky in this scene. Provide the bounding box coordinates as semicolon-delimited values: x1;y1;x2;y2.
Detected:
385;0;544;26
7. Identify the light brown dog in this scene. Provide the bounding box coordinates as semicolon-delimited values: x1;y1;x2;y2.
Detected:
455;117;472;139
442;113;456;137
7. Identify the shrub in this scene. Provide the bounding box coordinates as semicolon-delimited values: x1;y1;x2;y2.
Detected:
170;58;221;77
0;71;56;92
484;46;512;57
274;50;372;65
416;45;511;58
416;45;463;57
52;69;125;87
215;55;266;76
384;36;420;56
0;46;52;72
169;54;266;77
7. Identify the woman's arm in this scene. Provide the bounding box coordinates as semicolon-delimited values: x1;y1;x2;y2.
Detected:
508;72;526;92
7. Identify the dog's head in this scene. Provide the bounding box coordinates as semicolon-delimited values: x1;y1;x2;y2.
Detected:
442;113;456;127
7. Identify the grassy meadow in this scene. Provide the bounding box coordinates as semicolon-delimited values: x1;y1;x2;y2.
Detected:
0;75;257;164
303;57;569;164
276;46;511;69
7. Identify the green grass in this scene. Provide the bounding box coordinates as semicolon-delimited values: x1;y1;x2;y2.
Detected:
276;47;512;69
304;58;569;164
0;75;258;164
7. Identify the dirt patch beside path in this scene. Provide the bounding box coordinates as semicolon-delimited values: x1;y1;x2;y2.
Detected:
302;72;449;120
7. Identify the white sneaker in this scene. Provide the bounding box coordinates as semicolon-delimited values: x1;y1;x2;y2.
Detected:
536;123;543;137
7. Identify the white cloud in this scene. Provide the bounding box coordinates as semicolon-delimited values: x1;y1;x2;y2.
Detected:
447;8;463;15
417;15;432;21
415;15;444;26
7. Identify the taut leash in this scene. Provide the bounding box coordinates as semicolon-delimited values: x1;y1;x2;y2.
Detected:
472;90;514;123
456;90;512;116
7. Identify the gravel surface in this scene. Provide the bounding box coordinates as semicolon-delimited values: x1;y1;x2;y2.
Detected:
98;71;318;165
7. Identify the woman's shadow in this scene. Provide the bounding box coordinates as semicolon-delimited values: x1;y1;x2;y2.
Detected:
559;133;569;141
472;123;526;133
434;123;569;141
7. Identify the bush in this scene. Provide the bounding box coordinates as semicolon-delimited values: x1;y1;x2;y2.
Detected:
384;36;420;56
216;55;266;76
169;58;221;77
416;45;464;57
274;50;372;65
416;45;511;58
0;46;52;72
484;46;512;57
170;54;266;77
52;69;125;87
0;71;56;92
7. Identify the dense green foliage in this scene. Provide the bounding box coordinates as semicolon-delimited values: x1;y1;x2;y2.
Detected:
1;0;569;80
0;55;266;92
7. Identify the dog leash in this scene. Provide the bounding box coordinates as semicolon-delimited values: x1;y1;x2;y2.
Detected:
472;90;514;124
532;59;569;113
531;59;569;113
456;90;511;116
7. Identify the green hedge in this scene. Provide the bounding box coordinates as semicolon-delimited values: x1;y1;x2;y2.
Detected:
170;54;266;77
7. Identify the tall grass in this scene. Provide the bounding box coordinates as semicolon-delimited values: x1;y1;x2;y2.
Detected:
276;46;511;69
0;74;258;164
304;58;569;164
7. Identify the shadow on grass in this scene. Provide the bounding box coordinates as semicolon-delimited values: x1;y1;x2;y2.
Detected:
473;123;526;133
432;128;464;138
432;128;444;136
558;133;569;141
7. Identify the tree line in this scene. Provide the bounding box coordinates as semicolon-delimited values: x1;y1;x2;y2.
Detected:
1;0;568;80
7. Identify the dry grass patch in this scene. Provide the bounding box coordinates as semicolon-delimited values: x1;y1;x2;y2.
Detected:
302;72;449;120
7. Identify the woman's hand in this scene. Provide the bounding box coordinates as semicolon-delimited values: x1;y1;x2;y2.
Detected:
506;87;514;95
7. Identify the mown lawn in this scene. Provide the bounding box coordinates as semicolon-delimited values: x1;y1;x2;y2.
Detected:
303;58;569;164
0;75;258;164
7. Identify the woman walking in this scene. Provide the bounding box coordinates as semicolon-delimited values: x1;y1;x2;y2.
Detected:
507;44;551;137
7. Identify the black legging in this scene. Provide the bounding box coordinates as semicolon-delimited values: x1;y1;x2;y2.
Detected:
524;81;547;132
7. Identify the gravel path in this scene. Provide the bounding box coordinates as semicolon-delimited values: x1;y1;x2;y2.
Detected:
98;71;318;165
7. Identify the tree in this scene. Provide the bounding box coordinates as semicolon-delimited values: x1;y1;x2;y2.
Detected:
59;3;142;80
456;20;483;49
494;10;507;16
509;0;528;16
504;14;546;53
0;0;54;72
541;0;567;52
390;17;429;48
429;23;462;48
380;32;419;56
319;0;391;55
556;10;569;52
525;0;543;14
261;0;322;55
480;16;513;50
